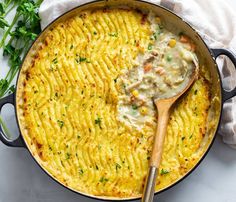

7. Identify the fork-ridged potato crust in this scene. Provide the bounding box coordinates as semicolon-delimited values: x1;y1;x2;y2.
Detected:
17;8;211;199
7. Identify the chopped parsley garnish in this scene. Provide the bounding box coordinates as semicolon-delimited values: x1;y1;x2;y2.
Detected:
66;152;71;159
93;31;97;35
79;168;84;175
75;56;88;63
189;134;193;139
108;32;118;37
70;44;74;50
95;165;99;170
116;163;121;171
99;177;109;183
95;117;102;127
160;169;169;175
77;135;81;139
57;120;64;128
52;58;58;64
182;136;185;141
194;89;198;95
79;57;87;62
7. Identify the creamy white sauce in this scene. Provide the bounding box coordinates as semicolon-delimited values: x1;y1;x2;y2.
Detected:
117;13;198;130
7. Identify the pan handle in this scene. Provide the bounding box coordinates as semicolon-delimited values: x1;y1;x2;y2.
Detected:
211;48;236;102
0;93;25;147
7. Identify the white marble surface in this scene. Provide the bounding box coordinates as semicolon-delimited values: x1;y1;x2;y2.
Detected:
1;1;236;202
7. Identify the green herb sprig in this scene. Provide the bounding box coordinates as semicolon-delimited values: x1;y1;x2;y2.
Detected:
0;0;43;98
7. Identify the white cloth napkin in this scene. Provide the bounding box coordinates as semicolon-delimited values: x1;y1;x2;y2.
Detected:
39;0;236;148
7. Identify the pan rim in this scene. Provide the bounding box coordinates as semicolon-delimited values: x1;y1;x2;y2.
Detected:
14;0;223;201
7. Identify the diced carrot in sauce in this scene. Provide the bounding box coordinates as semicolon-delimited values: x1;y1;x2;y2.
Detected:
144;63;152;72
180;35;189;43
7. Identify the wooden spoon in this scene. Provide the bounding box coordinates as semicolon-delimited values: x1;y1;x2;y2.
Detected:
142;65;198;202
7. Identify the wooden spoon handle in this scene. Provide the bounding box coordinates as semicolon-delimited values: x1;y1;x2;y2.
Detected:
142;101;171;202
150;106;170;167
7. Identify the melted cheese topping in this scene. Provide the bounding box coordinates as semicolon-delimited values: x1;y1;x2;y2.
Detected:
17;8;211;199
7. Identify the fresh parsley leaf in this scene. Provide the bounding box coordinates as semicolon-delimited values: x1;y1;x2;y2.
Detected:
0;16;9;29
0;3;5;15
8;85;15;93
3;44;15;56
0;0;43;98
